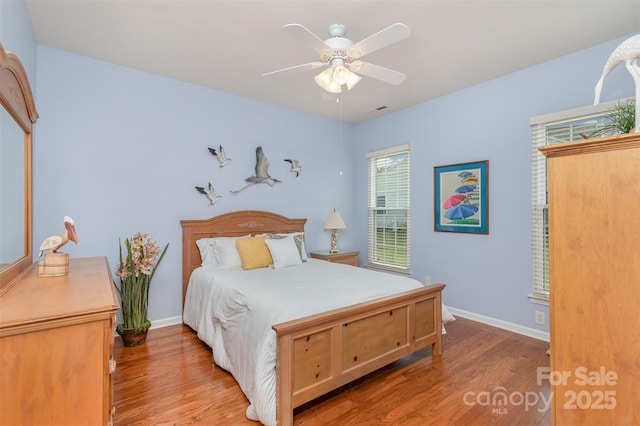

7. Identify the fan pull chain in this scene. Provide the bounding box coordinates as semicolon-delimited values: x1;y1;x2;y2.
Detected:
338;96;343;176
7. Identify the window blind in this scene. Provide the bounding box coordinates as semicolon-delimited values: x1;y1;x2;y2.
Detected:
530;98;626;299
366;144;410;274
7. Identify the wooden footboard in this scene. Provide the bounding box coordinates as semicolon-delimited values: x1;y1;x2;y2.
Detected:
273;283;445;426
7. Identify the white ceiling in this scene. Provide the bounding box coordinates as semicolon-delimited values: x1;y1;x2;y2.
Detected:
26;1;640;123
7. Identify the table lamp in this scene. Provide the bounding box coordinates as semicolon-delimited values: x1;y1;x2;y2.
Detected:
323;208;347;253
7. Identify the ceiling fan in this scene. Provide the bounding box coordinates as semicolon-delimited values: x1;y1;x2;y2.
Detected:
262;23;411;94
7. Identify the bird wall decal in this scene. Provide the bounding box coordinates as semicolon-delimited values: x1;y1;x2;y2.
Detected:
231;146;281;193
208;145;232;167
196;182;222;206
594;33;640;132
38;216;78;257
284;158;302;177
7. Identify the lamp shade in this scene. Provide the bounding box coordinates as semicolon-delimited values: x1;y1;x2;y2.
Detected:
332;65;350;85
314;69;332;87
346;71;361;90
324;209;347;230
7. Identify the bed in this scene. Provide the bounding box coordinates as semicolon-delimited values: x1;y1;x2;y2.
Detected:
181;210;446;426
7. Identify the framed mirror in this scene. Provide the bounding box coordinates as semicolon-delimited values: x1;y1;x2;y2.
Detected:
0;42;38;296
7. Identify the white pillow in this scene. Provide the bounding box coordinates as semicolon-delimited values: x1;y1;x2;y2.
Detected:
214;236;250;269
276;232;308;260
266;236;303;269
194;235;250;268
195;238;218;266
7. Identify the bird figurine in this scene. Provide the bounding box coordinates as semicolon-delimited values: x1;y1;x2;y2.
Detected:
284;158;302;177
208;145;232;167
231;146;281;193
196;182;222;206
38;216;78;257
594;33;640;132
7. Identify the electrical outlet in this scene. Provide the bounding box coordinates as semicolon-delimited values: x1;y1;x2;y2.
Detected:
535;310;545;325
425;276;431;285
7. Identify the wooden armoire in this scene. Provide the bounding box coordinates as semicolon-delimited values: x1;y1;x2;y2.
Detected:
540;132;640;425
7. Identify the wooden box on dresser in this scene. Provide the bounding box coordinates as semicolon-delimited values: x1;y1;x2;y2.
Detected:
0;257;119;425
540;132;640;425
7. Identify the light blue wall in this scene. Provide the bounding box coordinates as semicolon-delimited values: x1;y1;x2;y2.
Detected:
3;0;635;332
33;47;356;324
353;34;634;332
0;0;37;89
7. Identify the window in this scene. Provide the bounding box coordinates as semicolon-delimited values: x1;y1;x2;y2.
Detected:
530;98;627;302
366;144;410;274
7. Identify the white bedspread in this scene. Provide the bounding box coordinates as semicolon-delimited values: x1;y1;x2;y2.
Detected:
183;259;451;426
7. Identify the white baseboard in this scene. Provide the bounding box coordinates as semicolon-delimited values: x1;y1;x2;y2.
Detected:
447;306;550;342
149;316;183;329
114;316;183;337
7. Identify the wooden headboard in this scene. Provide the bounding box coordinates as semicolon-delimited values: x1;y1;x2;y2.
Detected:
180;210;307;309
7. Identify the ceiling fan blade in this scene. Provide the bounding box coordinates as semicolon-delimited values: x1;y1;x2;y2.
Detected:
349;61;406;85
348;23;411;59
282;23;329;54
262;62;326;78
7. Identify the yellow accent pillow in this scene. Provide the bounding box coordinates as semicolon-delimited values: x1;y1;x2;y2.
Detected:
236;236;273;270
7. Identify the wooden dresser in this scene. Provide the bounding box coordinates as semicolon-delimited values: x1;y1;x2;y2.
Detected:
540;133;640;425
310;250;359;266
0;256;119;425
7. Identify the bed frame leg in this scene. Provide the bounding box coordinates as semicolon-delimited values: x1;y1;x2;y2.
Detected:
279;412;293;426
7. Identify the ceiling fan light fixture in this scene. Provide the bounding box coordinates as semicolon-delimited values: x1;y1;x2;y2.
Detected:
314;68;333;90
315;63;358;93
332;65;350;85
326;79;343;93
315;67;343;93
346;71;361;90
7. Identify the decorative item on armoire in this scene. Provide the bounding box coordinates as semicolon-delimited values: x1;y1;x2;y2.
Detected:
230;146;281;193
593;33;640;132
114;233;168;347
37;216;78;277
195;182;222;206
434;160;489;234
589;99;635;138
208;145;231;167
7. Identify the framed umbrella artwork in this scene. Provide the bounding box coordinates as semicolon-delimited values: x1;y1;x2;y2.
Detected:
434;160;489;234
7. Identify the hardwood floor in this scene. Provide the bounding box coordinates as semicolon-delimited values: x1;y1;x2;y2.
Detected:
113;317;550;425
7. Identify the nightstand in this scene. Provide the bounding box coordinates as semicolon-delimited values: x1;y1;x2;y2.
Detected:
310;251;360;267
